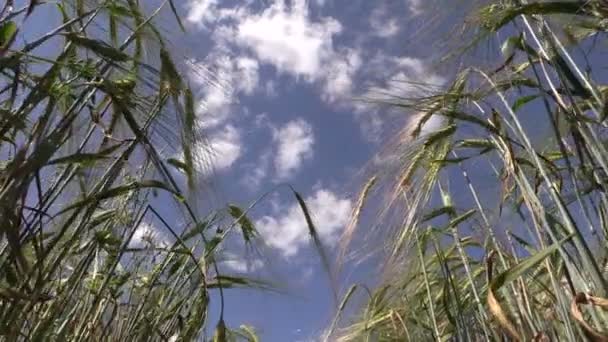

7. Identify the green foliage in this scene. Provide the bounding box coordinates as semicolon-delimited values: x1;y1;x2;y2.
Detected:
333;1;608;341
0;1;261;341
0;21;17;52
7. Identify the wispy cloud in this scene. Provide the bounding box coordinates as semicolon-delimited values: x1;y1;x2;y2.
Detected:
221;253;265;273
209;125;242;171
241;149;272;191
185;53;259;175
351;53;446;140
256;189;351;258
273;119;315;181
406;0;425;15
129;222;169;248
192;124;242;174
189;54;259;129
321;48;361;103
370;5;400;38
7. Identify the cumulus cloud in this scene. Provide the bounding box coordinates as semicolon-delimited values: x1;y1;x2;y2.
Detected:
187;0;357;102
191;124;242;174
184;0;443;142
235;57;260;94
189;54;259;129
273;119;315;180
186;0;241;28
321;48;361;103
229;1;363;102
186;0;218;25
234;0;341;79
256;189;352;258
183;54;257;174
209;125;242;170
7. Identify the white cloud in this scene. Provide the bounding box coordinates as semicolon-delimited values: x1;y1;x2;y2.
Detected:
222;255;264;273
184;0;443;143
236;57;260;94
184;55;256;175
254;113;270;128
189;55;259;129
234;0;341;79
257;189;352;258
185;1;357;109
343;54;445;140
186;0;218;25
195;86;232;129
406;0;424;15
129;223;168;248
321;48;361;103
209;125;242;170
361;55;446;100
370;6;400;38
273;119;315;180
375;19;400;38
186;0;241;28
192;125;242;174
354;109;385;142
364;55;428;84
241;150;272;191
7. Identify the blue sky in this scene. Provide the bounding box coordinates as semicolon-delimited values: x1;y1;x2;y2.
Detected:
149;1;453;340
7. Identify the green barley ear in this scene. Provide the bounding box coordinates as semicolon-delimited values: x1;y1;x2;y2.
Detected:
228;204;258;243
291;186;339;304
213;319;226;342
